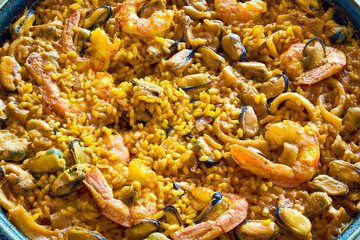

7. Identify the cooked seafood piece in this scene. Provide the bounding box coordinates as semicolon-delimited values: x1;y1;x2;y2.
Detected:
275;207;312;238
308;174;349;197
234;219;278;240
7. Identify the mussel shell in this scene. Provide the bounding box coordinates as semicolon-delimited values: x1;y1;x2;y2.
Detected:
132;79;163;97
50;164;85;197
0;164;35;196
234;220;278;240
302;37;326;70
67;226;107;240
83;5;113;30
194;192;225;224
257;74;289;99
166;48;196;72
341;107;360;136
172;181;185;194
221;33;246;62
166;127;175;137
275;207;311;238
236;62;269;82
174;15;190;42
199;46;226;71
163;205;182;226
11;9;36;38
308;174;349;197
178;73;211;92
27;148;66;174
124;218;161;240
295;0;319;14
239;106;259;138
203;159;221;168
329;160;360;187
118;184;137;204
241;86;269;118
69;138;91;165
330;27;348;45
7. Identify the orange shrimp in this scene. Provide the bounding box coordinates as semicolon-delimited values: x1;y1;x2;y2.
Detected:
117;0;174;36
214;0;267;24
231;121;320;188
100;134;131;164
281;42;346;85
173;194;248;240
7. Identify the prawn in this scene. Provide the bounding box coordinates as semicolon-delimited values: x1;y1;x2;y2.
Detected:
25;52;76;117
117;0;174;36
99;134;131;164
214;0;267;25
280;42;346;85
173;194;248;240
231;120;320;188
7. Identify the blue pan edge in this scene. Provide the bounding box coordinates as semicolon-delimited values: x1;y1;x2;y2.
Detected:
0;0;360;239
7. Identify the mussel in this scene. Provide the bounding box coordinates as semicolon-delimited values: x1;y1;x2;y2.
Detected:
0;56;22;92
172;181;185;195
302;37;326;70
195;116;212;133
199;46;226;71
26;148;66;173
165;49;196;72
257;74;289;99
136;110;152;124
194;192;228;224
329;160;360;187
275;207;311;238
174;15;190;42
0;130;28;162
341;107;360;137
239;106;259;139
241;86;269;118
166;127;175;138
146;233;170;240
308;174;349;197
194;136;220;167
0;99;7;125
330;27;348;45
132;79;164;97
117;184;137;204
124;218;161;240
181;6;211;20
295;0;319;14
177;73;211;92
83;5;113;30
304;192;332;217
74;28;91;55
234;219;278;240
220;66;237;87
50;164;85;197
236;62;269;82
10;9;35;38
69;139;91;164
221;33;246;62
163;205;182;226
0;164;35;195
67;226;107;240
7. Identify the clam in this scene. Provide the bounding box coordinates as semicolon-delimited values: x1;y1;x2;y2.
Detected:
302;37;326;71
257;74;289;99
163;205;182;226
177;73;211;92
234;220;278;240
132;79;164;97
118;184;137;204
83;5;113;30
295;0;319;14
10;9;35;38
50;164;85;197
275;207;311;238
67;227;107;240
0;56;22;92
165;49;196;72
329;160;360;187
341;107;360;137
0;164;35;195
139;0;165;18
308;174;349;197
0;130;28;162
236;62;269;82
241;86;269;118
221;33;246;62
199;46;226;71
124;218;161;240
194;136;220;167
69;139;91;164
195;192;228;223
239;106;259;139
330;27;348;45
26;148;66;173
304;192;332;217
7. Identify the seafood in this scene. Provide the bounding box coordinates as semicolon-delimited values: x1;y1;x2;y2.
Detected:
173;193;248;240
117;0;174;36
231;121;320;188
214;0;267;24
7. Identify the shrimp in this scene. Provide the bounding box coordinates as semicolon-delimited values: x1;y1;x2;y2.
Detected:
214;0;267;25
281;42;346;85
117;0;174;36
173;194;248;240
61;9;81;53
25;52;76;117
84;166;133;227
231;121;320;188
99;134;131;164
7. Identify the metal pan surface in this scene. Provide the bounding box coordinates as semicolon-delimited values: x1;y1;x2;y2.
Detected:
0;0;359;239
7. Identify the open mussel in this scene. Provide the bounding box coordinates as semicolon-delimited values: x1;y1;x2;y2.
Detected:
25;148;66;173
163;205;182;226
10;9;35;38
0;130;28;162
199;46;226;71
194;192;228;224
221;33;246;62
302;37;326;71
295;0;319;15
50;164;85;197
330;27;348;45
329;160;360;187
117;184;137;204
239;106;259;139
308;174;349;197
132;79;164;97
174;15;190;42
83;5;113;30
69;139;91;164
241;86;269;118
0;164;35;195
341;107;360;137
275;207;311;238
124;218;161;240
257;74;289;99
236;62;269;82
177;73;211;92
234;219;278;240
67;227;107;240
165;48;196;72
0;56;22;92
194;136;221;167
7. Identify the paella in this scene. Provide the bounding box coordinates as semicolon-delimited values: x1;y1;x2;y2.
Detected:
0;0;360;239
